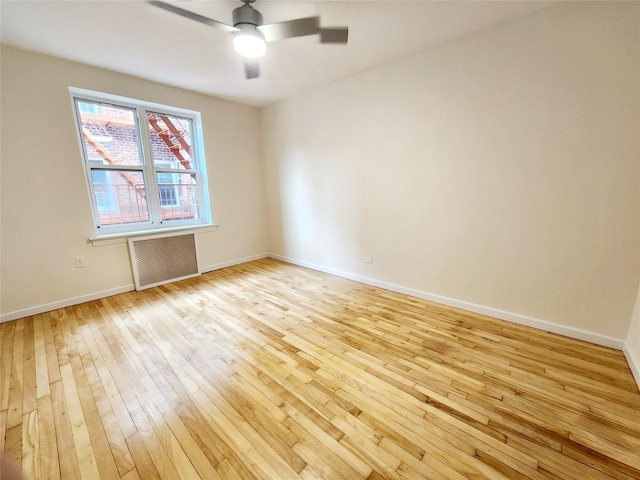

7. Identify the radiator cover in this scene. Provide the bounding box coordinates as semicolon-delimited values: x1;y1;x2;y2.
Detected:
128;232;200;290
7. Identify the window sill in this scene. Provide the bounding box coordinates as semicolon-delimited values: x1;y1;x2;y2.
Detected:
88;224;219;246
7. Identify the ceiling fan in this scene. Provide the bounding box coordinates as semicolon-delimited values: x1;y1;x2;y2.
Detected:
148;0;349;79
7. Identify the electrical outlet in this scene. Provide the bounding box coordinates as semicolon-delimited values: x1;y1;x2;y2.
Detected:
75;256;86;268
363;257;372;264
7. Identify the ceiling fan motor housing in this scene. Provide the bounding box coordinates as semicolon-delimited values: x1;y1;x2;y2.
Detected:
233;4;263;27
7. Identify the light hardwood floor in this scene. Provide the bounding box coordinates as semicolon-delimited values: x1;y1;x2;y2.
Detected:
1;258;639;479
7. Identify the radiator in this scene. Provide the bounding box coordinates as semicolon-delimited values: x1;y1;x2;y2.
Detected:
128;232;200;290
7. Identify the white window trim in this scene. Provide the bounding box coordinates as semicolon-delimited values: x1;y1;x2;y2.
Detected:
88;224;219;246
69;87;213;238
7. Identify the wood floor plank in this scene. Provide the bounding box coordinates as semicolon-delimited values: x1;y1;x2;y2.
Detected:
4;423;22;473
21;409;40;479
135;387;202;480
59;362;102;480
1;258;639;479
136;342;236;470
50;380;82;479
41;313;61;386
150;332;284;479
6;319;24;430
288;423;365;480
77;331;135;477
0;322;16;412
22;318;38;415
332;416;403;479
128;401;184;480
138;375;222;480
35;395;61;480
120;467;141;480
124;432;161;480
0;409;7;454
33;315;51;401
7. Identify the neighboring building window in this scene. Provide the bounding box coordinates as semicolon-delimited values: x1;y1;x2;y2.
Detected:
70;87;211;236
158;171;179;207
88;159;117;211
79;103;99;114
155;161;180;208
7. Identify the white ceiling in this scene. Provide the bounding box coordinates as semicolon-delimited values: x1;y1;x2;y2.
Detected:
1;0;552;107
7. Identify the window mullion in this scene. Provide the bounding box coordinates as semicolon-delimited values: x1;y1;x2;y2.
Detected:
138;108;162;225
193;116;209;223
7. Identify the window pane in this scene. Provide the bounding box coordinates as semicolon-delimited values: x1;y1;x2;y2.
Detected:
156;173;200;221
78;102;142;166
90;169;149;226
148;113;193;169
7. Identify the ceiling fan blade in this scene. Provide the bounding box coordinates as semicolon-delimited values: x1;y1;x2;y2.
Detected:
319;28;349;44
244;60;260;79
257;17;319;42
147;1;239;34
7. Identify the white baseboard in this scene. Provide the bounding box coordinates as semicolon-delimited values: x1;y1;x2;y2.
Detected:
2;252;635;390
269;253;626;351
0;284;135;323
0;252;628;355
623;343;640;392
0;253;270;324
0;253;271;323
201;253;269;273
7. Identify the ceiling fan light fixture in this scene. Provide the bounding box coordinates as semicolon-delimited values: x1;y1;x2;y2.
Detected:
233;25;266;58
148;0;348;79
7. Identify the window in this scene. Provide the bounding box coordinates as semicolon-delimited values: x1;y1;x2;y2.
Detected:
70;88;211;236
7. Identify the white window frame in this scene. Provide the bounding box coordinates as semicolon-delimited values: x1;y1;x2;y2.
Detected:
70;87;212;237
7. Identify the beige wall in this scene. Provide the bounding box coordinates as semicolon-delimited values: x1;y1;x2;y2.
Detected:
1;46;268;316
262;2;640;339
